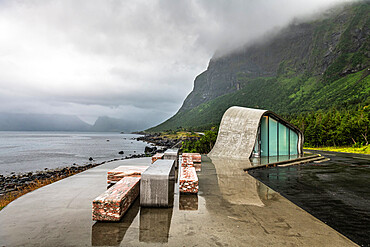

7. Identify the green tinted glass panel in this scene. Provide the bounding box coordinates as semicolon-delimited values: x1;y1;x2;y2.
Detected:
269;118;278;156
290;129;298;155
278;123;289;155
260;116;268;157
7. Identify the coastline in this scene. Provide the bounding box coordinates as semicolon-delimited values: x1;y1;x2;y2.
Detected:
1;146;365;245
0;153;149;210
0;156;356;246
0;132;178;210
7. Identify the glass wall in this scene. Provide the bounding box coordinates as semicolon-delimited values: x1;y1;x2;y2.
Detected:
290;129;298;155
278;123;290;155
260;116;268;157
269;118;278;156
258;115;299;157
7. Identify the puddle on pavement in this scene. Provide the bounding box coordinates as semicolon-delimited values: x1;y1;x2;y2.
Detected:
90;155;359;247
249;151;370;247
90;157;276;246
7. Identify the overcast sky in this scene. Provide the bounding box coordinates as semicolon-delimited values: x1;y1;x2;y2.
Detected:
0;0;351;127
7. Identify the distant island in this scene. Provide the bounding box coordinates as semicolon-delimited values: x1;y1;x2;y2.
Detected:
0;113;148;133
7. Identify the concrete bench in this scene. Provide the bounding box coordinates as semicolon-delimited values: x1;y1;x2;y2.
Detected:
151;153;164;164
179;166;198;194
140;159;175;207
107;165;149;184
92;177;140;221
163;149;179;167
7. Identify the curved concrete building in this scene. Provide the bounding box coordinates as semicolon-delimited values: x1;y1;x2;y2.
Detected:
208;106;303;160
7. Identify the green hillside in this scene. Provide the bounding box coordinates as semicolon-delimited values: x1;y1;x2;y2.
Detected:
149;69;369;131
148;2;370;132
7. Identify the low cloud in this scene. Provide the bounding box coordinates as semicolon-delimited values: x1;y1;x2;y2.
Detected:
0;0;353;126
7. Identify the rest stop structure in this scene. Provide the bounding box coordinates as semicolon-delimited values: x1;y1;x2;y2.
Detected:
209;106;304;160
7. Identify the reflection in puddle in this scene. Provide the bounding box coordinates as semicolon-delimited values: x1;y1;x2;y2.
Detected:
91;157;297;246
250;154;310;167
166;179;175;208
210;157;265;206
139;207;173;243
249;156;370;247
91;199;140;246
174;167;178;183
256;180;280;206
179;194;198;210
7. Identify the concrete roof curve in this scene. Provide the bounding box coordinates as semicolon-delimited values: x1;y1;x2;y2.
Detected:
209;106;267;160
208;106;303;159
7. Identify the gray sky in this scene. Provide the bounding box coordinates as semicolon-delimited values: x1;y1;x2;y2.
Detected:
0;0;351;127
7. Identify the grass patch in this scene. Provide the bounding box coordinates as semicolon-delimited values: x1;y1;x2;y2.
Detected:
157;131;201;139
306;145;370;155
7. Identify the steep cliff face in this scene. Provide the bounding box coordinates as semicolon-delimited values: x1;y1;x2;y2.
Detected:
149;2;369;132
180;22;317;112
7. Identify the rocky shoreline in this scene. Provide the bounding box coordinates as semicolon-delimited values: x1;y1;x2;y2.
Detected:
0;153;151;199
0;133;197;202
137;133;199;150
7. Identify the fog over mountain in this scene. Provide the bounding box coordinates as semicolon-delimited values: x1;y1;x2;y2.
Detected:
0;0;354;129
0;113;150;132
0;113;90;131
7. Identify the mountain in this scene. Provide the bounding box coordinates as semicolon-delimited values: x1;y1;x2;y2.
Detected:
90;116;147;133
0;113;147;133
149;2;370;132
0;113;92;131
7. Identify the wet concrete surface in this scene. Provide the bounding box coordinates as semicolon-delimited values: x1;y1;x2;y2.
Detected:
0;156;356;246
249;150;370;247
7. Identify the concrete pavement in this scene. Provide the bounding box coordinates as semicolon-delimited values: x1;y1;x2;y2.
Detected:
0;156;356;246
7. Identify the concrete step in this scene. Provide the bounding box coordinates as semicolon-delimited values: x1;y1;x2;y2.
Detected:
314;157;331;163
245;154;326;171
277;156;326;167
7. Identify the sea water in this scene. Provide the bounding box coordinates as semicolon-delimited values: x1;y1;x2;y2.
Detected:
0;131;149;175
